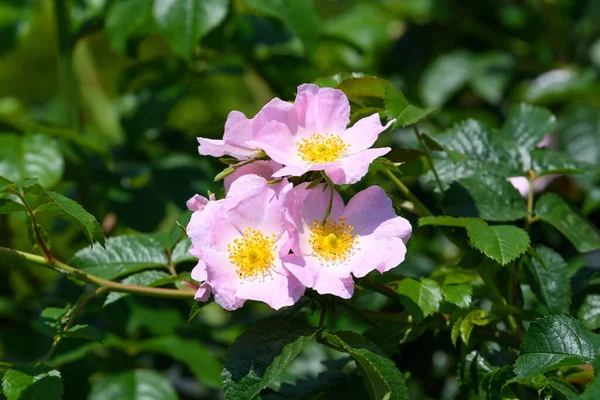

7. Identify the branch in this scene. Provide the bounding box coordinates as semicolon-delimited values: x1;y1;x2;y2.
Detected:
0;247;195;299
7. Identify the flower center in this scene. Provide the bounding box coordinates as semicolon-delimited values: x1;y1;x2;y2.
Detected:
228;228;277;279
308;218;358;264
296;134;349;164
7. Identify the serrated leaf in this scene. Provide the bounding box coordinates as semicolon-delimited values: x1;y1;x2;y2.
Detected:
153;0;229;60
480;365;517;400
105;0;152;53
459;350;495;392
171;238;195;264
547;377;579;400
523;245;571;315
420;50;472;107
385;83;435;127
62;324;102;342
396;278;442;322
466;219;530;265
442;175;528;221
514;316;600;380
535;194;600;252
0;198;25;214
223;316;318;399
324;331;408;400
70;235;168;280
442;284;472;308
246;0;320;55
2;365;62;400
460;309;490;345
137;335;222;388
531;149;587;176
188;301;209;322
578;294;600;331
418;216;468;228
88;369;177;400
104;271;174;307
0;133;64;189
34;189;105;246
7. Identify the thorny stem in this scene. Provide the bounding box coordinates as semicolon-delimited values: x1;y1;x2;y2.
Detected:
0;247;195;299
412;124;444;193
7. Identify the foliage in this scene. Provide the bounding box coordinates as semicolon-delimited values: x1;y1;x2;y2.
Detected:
1;0;600;399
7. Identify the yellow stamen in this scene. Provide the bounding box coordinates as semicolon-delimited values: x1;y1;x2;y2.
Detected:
296;134;349;164
308;217;358;264
228;228;277;279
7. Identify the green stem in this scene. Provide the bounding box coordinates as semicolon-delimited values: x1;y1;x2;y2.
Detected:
320;172;335;223
382;170;433;217
54;0;79;130
0;247;196;299
361;276;401;301
526;170;536;229
13;190;55;264
412;124;444;193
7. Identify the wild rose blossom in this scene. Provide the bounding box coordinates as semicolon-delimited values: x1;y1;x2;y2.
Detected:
281;183;412;298
249;84;394;184
197;98;292;160
186;193;216;302
223;160;282;194
187;174;304;310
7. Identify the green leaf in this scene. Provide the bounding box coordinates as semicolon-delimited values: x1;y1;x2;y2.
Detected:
324;331;408;400
442;284;472;308
396;278;442;321
222;316;318;399
104;271;174;306
0;198;25;214
0;133;64;189
514;316;600;380
480;365;517;400
171;238;195;264
336;76;388;100
137;335;222;388
62;324;102;342
578;295;600;331
384;83;435;127
442;175;527;221
34;189;105;246
418;216;468;228
153;0;229;60
535;194;600;252
547;377;579;400
419;50;473;107
523;245;571;315
466;219;530;265
460;309;489;345
246;0;320;55
88;369;177;400
557;103;600;165
106;0;153;53
70;235;169;280
214;165;235;181
2;365;62;400
469;52;514;104
531;148;588;176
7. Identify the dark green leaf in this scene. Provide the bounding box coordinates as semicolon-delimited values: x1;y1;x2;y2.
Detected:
385;83;435;127
466;219;530;265
578;294;600;330
547;377;579;400
535;194;600;252
222;316;318;399
70;235;168;280
324;331;408;400
396;105;436;128
2;365;62;400
419;50;472;107
557;103;600;165
246;0;320;55
0;133;63;189
531;148;587;176
62;324;102;342
88;369;177;400
153;0;229;60
171;238;195;264
104;271;174;306
442;175;527;221
0;198;25;214
138;335;222;388
523;245;571;315
336;76;387;100
418;216;468;228
480;365;517;400
514;316;600;380
34;190;105;246
105;0;152;53
396;278;442;321
442;284;472;308
188;301;209;322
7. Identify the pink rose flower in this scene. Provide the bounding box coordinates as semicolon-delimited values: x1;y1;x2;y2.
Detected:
186;174;305;310
197;98;292;160
223;160;282;194
249;84;394;185
281;183;412;298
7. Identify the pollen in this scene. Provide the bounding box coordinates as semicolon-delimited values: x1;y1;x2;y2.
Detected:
296;134;349;164
228;227;277;279
308;217;359;264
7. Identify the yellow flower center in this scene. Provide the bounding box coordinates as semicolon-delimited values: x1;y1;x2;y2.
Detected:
308;218;359;264
228;228;277;279
296;134;349;164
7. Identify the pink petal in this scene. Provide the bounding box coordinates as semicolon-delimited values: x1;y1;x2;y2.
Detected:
291;84;350;133
282;254;354;298
235;266;305;310
187;201;240;252
191;260;207;282
222;110;253;144
247;121;298;165
343;113;394;153
186;194;210;211
271;164;309;179
224;160;282;194
194;282;212;302
325;147;391;184
213;286;246;311
507;177;530;197
342;186;398;235
347;234;407;278
197;138;256;160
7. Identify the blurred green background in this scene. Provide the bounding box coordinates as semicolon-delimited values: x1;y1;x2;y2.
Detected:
1;0;599;399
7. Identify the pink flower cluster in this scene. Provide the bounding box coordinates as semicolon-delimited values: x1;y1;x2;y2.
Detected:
186;84;412;310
